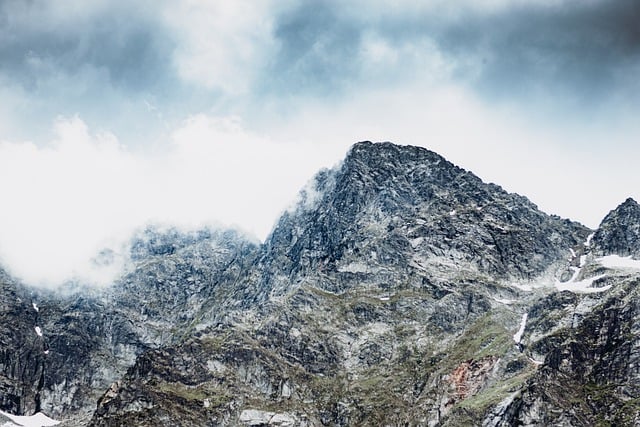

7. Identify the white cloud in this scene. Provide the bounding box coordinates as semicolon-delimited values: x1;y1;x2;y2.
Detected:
0;114;343;288
0;0;637;291
162;0;282;93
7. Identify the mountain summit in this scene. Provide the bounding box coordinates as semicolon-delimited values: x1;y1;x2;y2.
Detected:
1;141;640;426
593;197;640;258
267;141;587;285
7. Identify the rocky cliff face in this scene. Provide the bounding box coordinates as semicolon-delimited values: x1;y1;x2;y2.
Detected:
0;228;258;425
0;270;46;417
1;141;639;426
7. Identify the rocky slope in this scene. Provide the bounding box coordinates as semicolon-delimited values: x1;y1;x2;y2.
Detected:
0;228;258;425
1;141;639;426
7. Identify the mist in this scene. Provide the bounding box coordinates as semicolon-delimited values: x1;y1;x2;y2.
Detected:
0;115;346;288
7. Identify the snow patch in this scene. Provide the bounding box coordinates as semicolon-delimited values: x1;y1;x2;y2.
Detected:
555;274;609;293
569;248;576;258
528;357;544;366
513;313;528;344
567;266;581;283
510;282;532;292
34;327;42;337
584;232;595;247
598;255;640;270
579;255;587;268
449;209;456;216
409;237;424;248
32;303;38;312
555;253;611;293
0;411;59;427
337;262;374;274
493;297;514;305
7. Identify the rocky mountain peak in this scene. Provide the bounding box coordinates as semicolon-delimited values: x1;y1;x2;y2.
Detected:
592;197;640;258
337;141;470;208
262;141;587;297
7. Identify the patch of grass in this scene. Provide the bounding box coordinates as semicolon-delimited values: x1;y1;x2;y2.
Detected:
155;381;232;408
445;314;513;370
456;370;532;412
199;333;231;353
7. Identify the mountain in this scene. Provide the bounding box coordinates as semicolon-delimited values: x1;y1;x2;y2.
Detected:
1;141;640;426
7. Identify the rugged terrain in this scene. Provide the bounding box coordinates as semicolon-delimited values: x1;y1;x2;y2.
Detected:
1;141;640;426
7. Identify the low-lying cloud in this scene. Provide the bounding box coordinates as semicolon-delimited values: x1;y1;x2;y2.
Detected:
0;115;346;288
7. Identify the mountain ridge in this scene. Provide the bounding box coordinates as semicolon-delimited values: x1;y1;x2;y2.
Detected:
1;141;639;426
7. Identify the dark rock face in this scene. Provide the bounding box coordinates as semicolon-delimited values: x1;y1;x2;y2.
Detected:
593;197;640;258
84;142;594;426
0;271;46;415
0;228;258;423
494;278;640;426
2;141;640;426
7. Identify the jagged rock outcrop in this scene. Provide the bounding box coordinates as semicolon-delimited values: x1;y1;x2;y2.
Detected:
264;142;587;292
592;197;640;258
482;195;640;426
488;273;640;426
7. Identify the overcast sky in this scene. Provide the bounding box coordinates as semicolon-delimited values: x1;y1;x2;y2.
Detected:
0;0;639;287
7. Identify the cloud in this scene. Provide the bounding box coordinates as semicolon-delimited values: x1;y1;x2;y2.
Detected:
258;81;640;230
434;0;640;101
0;0;174;92
162;0;284;94
0;115;344;288
263;0;640;108
0;0;185;145
3;0;637;143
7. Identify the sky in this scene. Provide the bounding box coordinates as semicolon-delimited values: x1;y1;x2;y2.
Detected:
0;0;639;287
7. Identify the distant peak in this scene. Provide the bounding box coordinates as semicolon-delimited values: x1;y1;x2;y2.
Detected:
592;196;640;258
599;197;640;225
607;197;640;217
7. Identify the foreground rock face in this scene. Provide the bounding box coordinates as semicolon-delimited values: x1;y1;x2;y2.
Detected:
2;141;640;426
